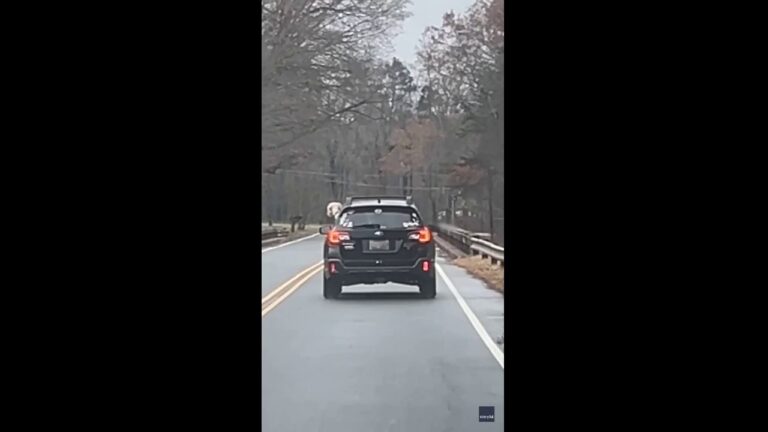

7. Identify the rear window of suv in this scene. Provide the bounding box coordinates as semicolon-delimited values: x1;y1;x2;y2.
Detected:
338;206;421;229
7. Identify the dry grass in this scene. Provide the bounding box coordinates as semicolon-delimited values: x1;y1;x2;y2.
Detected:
261;225;322;245
452;255;504;294
282;226;321;241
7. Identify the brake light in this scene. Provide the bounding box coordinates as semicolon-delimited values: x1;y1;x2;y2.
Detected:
327;230;340;245
327;229;349;245
422;261;430;272
418;227;431;244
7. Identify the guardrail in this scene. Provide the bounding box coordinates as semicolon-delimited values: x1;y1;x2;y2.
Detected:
262;226;290;244
435;223;504;267
435;223;474;254
469;237;505;267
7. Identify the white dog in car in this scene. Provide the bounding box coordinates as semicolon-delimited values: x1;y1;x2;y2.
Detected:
326;202;342;220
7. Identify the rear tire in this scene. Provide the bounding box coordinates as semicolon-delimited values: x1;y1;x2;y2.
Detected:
323;278;342;299
419;276;436;299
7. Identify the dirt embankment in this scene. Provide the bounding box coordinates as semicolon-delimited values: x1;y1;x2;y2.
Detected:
452;255;504;294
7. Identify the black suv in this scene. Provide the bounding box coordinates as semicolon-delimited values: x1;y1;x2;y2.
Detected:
319;196;436;299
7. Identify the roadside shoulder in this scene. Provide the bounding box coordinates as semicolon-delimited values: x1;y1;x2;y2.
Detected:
437;259;505;354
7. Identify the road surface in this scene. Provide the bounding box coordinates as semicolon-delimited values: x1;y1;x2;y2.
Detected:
262;235;504;431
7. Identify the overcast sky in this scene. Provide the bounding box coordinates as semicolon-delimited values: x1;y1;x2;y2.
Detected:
390;0;475;72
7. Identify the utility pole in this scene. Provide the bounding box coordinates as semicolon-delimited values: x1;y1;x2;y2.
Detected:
450;193;456;225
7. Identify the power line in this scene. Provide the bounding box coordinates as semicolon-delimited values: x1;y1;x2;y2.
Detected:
263;168;454;179
272;168;337;177
319;177;453;191
263;170;456;191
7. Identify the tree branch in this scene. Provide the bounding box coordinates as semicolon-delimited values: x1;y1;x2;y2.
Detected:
263;99;372;151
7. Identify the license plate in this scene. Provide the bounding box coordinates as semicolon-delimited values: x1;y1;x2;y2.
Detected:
369;240;389;251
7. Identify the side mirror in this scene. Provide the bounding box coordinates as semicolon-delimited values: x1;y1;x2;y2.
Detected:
319;226;330;235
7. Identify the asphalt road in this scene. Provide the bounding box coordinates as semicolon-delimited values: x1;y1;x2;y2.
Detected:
262;235;504;431
261;234;322;296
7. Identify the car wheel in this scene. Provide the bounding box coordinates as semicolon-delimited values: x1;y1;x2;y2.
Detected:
419;276;436;299
323;278;342;299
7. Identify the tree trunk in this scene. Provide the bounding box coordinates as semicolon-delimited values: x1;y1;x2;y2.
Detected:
340;165;347;199
298;177;305;227
408;168;413;196
327;138;342;201
487;170;494;240
427;172;438;223
372;128;386;193
265;176;276;223
450;194;456;225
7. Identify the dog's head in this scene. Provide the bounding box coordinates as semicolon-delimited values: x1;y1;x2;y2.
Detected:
326;202;342;218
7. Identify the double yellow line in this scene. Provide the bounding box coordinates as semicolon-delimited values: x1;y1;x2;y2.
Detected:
261;260;324;317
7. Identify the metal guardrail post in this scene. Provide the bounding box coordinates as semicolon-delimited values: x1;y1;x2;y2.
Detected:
436;223;505;266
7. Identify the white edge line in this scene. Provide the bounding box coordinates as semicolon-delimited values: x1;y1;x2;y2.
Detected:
261;233;320;253
436;263;504;369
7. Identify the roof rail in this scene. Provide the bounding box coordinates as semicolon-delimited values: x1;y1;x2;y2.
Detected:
345;195;413;205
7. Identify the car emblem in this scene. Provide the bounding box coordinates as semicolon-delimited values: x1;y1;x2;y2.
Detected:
374;231;383;236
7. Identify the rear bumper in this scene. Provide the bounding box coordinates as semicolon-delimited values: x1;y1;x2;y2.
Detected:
325;258;434;285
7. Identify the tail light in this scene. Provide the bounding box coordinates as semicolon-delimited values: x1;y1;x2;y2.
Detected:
418;227;431;244
422;261;430;272
408;227;432;244
326;229;349;245
329;262;337;273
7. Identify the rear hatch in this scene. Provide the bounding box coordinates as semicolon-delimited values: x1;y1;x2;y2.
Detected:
336;206;428;267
